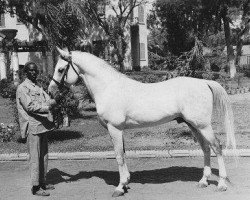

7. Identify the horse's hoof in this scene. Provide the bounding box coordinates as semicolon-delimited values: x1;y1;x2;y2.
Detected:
197;182;208;188
217;186;227;192
112;190;124;197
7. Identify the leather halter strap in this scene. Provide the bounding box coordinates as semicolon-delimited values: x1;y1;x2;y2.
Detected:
52;52;80;90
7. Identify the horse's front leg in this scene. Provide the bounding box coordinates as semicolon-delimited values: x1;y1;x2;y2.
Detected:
107;123;130;197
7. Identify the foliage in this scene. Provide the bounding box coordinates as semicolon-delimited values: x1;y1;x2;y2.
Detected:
0;0;93;49
147;5;169;61
0;123;15;142
0;78;16;99
148;36;208;79
152;0;204;56
127;71;170;83
149;0;250;78
45;1;85;49
240;65;250;78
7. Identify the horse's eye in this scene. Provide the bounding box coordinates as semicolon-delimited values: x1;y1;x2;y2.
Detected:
58;68;64;73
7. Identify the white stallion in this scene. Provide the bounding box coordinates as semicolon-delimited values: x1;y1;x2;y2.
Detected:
48;48;237;197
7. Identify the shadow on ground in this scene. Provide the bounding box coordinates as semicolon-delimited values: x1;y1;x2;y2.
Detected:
47;130;83;142
47;167;219;186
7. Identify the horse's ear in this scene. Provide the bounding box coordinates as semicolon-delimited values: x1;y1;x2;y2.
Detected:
56;46;70;61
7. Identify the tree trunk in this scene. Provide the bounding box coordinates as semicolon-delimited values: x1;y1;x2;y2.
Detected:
222;13;236;78
235;36;243;66
117;35;126;72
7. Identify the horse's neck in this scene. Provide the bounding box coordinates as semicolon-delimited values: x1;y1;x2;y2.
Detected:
81;74;105;101
76;53;122;102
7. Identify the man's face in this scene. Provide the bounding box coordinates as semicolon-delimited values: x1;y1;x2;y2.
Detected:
26;64;39;82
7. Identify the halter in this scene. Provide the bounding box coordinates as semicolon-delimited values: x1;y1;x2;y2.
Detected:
52;52;80;90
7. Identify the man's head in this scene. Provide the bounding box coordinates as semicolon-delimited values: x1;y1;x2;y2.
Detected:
24;62;39;83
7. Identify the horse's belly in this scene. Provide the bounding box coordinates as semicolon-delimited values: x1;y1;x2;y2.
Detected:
125;114;178;129
125;103;180;129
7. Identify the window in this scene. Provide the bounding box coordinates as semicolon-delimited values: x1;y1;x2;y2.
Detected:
0;14;5;27
140;43;146;60
247;56;250;64
138;5;144;24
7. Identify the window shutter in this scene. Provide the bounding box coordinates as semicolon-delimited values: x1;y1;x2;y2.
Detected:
140;43;145;60
138;6;144;24
247;56;250;65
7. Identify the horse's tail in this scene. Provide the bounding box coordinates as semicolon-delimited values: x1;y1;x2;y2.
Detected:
206;80;237;154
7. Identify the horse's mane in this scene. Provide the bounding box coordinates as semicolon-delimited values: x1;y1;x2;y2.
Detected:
76;51;127;79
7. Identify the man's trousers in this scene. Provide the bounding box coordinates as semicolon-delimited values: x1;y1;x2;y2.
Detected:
28;132;48;186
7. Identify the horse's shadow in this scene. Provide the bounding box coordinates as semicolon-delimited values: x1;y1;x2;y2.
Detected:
47;167;219;186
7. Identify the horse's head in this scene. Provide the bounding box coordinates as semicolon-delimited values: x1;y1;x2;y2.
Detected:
48;47;80;97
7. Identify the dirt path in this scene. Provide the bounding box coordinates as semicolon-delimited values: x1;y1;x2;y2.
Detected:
0;157;250;200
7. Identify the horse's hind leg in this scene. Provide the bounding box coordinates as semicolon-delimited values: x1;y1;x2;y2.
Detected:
107;123;130;197
188;124;211;188
199;125;228;191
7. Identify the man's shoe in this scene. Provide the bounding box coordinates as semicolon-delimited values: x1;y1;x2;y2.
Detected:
32;188;50;196
41;184;55;190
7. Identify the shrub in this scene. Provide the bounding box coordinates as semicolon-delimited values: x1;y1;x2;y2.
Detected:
0;79;17;99
210;63;220;72
0;123;15;142
239;65;250;78
145;74;161;83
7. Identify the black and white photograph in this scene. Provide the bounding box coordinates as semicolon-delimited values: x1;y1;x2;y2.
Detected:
0;0;250;199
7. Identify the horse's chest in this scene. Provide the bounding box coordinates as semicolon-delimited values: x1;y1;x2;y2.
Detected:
96;100;126;126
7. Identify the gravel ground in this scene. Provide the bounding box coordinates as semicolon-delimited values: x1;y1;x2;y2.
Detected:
0;157;250;200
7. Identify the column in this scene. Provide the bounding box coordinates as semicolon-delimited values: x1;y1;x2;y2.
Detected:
42;50;48;74
47;51;54;75
11;51;19;85
0;52;7;80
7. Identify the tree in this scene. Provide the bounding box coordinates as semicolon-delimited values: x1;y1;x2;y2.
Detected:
0;0;93;49
153;0;204;56
200;0;245;78
83;0;147;72
151;0;245;78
